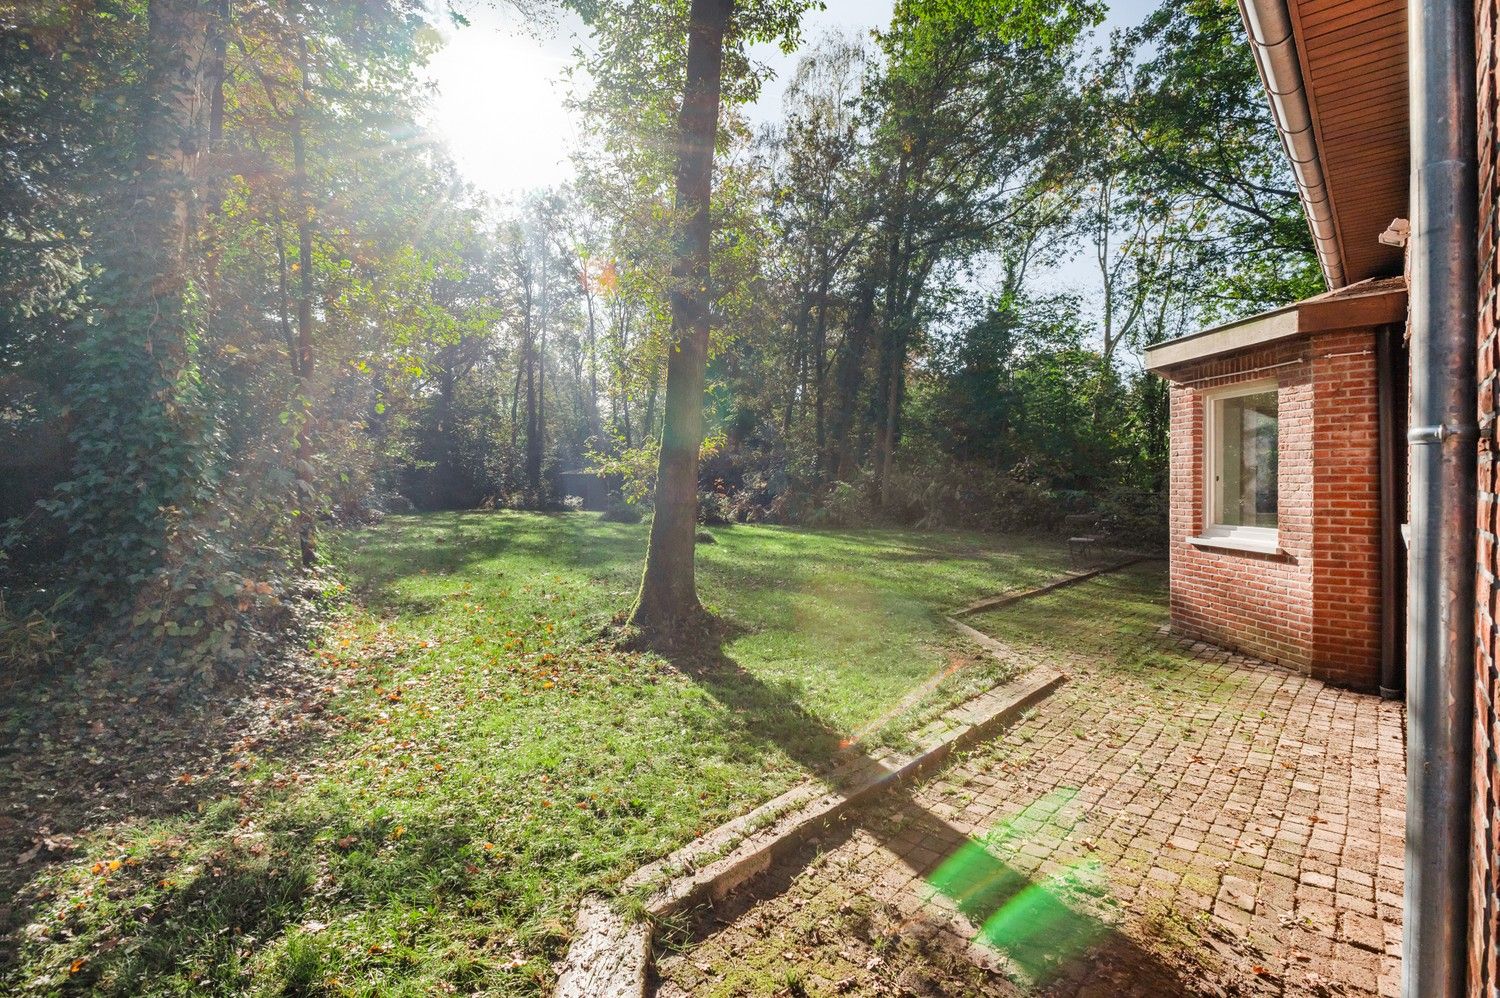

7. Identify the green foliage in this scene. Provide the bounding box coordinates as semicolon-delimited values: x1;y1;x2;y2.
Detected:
589;440;662;508
1106;0;1322;318
889;0;1105;59
0;586;70;677
2;0;1312;675
5;1;517;674
599;501;643;524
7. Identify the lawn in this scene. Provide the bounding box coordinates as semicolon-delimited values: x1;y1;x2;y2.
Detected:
1;512;1075;997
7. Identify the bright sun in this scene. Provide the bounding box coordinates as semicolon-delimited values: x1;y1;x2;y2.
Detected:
422;9;584;200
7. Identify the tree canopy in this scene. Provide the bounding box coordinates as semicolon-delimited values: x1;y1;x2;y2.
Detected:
0;0;1314;673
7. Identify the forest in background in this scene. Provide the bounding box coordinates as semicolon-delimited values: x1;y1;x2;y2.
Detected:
0;0;1318;675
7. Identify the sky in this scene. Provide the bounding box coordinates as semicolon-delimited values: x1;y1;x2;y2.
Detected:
422;1;1162;311
424;1;1158;201
421;1;902;199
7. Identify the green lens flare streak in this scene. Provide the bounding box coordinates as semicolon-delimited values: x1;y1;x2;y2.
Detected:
924;788;1105;982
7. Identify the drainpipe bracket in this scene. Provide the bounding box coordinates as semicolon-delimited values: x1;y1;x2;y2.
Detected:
1408;423;1478;444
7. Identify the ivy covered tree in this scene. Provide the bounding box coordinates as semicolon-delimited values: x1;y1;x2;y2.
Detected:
47;0;223;646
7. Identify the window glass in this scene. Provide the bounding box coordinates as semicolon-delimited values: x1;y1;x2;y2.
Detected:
1215;390;1278;528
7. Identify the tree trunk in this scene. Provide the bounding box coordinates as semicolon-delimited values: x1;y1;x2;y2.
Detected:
825;276;875;482
642;362;659;443
583;263;602;443
525;332;540;491
201;0;230;323
811;268;831;475
630;0;732;636
878;352;902;508
291;16;317;567
868;161;907;504
433;362;457;507
613;307;634;448
531;252;547;493
63;0;217;607
782;282;810;436
272;201;297;360
509;358;523;452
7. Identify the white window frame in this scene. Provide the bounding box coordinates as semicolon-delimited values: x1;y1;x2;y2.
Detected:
1189;380;1282;555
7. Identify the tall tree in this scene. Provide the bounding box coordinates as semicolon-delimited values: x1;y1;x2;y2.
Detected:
1108;0;1319;319
861;3;1091;505
570;0;816;637
289;4;318;567
630;0;734;634
55;0;221;612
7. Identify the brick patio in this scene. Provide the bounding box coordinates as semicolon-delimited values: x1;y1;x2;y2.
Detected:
653;566;1407;997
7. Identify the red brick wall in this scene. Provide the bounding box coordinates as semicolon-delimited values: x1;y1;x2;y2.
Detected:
1473;0;1500;987
1163;329;1382;689
1167;339;1316;669
1310;333;1384;686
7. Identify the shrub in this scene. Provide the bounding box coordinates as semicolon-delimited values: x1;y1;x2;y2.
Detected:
587;441;659;508
0;588;68;677
599;502;642;524
813;479;874;527
697;488;734;525
1095;486;1168;550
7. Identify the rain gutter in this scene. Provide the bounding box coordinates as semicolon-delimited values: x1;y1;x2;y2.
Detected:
1239;0;1346;288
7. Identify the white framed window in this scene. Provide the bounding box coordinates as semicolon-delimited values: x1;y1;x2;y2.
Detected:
1190;380;1281;554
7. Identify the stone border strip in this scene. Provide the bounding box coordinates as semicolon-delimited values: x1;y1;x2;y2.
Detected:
950;555;1151;619
842;556;1152;747
555;555;1157;997
555;668;1065;997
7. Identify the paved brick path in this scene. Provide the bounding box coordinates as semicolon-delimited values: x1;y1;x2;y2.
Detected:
654;566;1406;997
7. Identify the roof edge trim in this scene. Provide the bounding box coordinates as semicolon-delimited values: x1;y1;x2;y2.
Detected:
1144;278;1407;373
1239;0;1346;289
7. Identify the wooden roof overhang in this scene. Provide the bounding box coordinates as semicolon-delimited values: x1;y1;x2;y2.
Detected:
1249;0;1410;287
1144;277;1407;375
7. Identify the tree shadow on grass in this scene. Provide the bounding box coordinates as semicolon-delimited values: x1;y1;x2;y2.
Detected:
0;653;348;975
339;510;647;600
658;632;1212;995
1;778;508;995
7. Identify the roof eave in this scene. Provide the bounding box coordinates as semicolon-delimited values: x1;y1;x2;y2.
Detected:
1144;278;1407;374
1239;0;1346;289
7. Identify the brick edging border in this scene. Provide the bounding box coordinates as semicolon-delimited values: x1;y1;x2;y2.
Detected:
950;555;1155;619
554;668;1066;996
554;556;1155;997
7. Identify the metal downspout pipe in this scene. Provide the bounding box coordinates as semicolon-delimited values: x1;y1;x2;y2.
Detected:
1405;0;1478;992
1377;326;1407;701
1240;0;1346;288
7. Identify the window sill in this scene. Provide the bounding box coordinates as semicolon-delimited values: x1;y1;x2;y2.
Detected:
1186;532;1283;556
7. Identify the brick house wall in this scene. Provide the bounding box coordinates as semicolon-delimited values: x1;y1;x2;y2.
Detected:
1310;333;1385;687
1163;328;1383;689
1474;0;1500;987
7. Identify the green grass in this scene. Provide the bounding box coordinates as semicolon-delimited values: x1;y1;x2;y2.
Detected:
2;512;1073;997
970;563;1170;662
